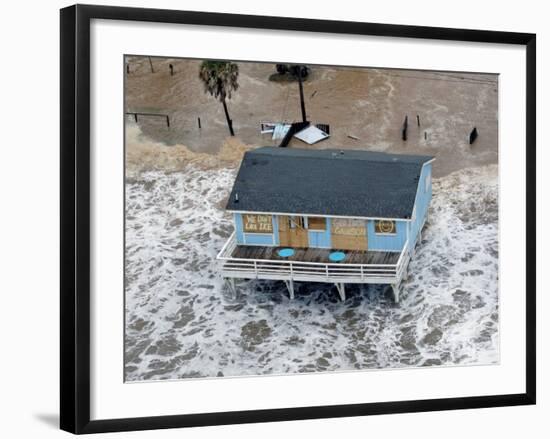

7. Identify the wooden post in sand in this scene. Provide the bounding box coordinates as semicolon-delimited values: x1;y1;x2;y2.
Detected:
198;117;202;129
469;127;478;145
148;57;155;73
169;64;174;76
402;115;408;141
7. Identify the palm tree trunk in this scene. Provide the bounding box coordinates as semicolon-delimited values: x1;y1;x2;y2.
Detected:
222;98;235;136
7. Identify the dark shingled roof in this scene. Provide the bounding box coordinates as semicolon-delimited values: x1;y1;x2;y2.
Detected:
226;147;433;219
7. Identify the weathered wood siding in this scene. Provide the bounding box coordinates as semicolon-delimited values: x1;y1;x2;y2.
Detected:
278;216;308;248
331;218;368;251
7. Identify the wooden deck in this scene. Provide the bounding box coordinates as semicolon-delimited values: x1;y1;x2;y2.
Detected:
231;245;400;265
217;233;410;301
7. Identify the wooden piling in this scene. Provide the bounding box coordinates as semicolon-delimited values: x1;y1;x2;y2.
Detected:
469;127;478;144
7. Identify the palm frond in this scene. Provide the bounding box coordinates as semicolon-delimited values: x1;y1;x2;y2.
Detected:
198;60;239;102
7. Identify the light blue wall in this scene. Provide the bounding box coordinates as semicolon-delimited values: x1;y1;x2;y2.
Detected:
408;163;432;252
272;215;280;246
244;233;276;245
366;219;408;252
234;213;245;243
234;213;277;246
307;217;331;248
233;162;432;253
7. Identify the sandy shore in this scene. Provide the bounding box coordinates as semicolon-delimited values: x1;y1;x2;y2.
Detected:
125;57;498;177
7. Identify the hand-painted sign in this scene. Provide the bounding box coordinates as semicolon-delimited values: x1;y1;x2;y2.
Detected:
375;220;396;234
243;214;273;233
332;218;366;236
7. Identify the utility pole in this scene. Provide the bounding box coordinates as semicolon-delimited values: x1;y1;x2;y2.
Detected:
296;66;307;123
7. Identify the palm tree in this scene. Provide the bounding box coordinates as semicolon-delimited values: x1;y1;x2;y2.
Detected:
199;61;239;136
292;65;308;123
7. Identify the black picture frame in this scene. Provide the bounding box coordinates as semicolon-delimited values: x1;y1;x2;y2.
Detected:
60;4;536;434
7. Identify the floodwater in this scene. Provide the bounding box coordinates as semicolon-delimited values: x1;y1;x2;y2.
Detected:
124;152;498;381
125;57;498;177
124;58;499;381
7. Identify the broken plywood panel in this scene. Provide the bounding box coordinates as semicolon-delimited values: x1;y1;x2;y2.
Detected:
294;125;330;144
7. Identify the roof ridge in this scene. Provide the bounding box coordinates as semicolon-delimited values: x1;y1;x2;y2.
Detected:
247;148;432;165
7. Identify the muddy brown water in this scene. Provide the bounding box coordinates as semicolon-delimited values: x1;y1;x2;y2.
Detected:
125;56;498;177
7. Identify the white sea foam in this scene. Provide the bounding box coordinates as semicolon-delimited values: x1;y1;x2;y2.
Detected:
125;164;499;381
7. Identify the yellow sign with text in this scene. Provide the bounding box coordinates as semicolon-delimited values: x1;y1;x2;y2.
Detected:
243;214;273;233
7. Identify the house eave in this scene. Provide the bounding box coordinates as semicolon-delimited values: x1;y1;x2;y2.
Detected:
226;209;412;222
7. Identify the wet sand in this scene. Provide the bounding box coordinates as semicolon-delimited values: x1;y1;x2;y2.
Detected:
125;57;498;177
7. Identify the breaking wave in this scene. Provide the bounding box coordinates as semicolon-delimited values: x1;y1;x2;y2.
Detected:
125;164;498;381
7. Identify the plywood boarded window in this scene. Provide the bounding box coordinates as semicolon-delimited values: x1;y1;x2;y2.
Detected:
243;214;273;233
308;216;326;230
332;219;366;236
374;220;396;234
331;218;367;251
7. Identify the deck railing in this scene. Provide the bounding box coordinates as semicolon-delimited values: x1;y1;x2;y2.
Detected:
217;232;409;284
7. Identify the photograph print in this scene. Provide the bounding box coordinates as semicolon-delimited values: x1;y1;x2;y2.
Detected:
124;56;499;382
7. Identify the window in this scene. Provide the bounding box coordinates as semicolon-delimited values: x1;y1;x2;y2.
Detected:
243;214;273;233
374;220;396;234
289;216;304;229
307;216;326;231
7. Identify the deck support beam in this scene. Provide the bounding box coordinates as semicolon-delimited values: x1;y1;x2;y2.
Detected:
226;278;237;300
391;283;400;303
284;279;295;300
403;264;409;281
335;283;346;301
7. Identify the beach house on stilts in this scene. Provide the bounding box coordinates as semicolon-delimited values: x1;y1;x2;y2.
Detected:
217;147;434;302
